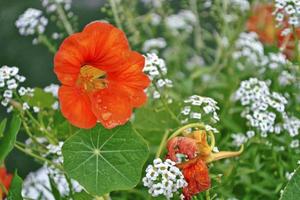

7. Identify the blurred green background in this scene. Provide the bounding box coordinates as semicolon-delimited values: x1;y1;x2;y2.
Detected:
0;0;105;177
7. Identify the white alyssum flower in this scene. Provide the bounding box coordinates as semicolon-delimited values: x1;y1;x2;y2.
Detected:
0;65;35;113
278;70;297;86
285;170;296;181
235;78;288;136
15;8;48;36
52;101;59;110
180;95;220;125
44;84;59;97
144;53;173;101
230;0;250;11
142;38;167;52
150;13;162;26
143;158;187;199
33;106;40;113
274;0;300;26
141;0;163;8
233;32;265;70
283;115;300;137
232;133;248;147
165;10;196;34
290;139;299;148
23;102;30;110
41;0;72;13
22;166;82;200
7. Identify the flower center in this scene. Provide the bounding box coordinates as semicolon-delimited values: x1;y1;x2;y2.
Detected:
77;65;107;92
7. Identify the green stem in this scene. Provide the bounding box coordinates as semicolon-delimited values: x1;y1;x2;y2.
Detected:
109;0;123;30
14;143;63;171
0;181;8;196
292;26;300;63
152;84;181;125
25;110;57;143
56;4;74;35
189;0;203;51
95;194;110;200
206;190;211;200
38;34;57;54
22;120;48;150
168;123;205;139
155;130;170;158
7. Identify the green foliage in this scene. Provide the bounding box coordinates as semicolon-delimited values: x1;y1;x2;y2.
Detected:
7;171;23;200
73;191;94;200
24;88;56;108
0;115;21;164
62;123;149;196
280;167;300;200
0;118;7;138
49;175;63;200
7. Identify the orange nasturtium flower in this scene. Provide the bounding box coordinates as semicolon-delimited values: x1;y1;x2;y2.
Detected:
0;166;12;199
246;3;280;45
247;3;300;60
54;22;150;129
167;130;242;200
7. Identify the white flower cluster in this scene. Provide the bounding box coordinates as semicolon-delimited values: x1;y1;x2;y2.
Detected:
285;170;296;180
22;166;82;200
233;32;299;86
233;32;265;69
144;53;173;100
44;84;60;110
235;78;290;137
15;8;48;36
180;95;220;128
142;38;167;53
143;158;187;199
141;0;163;8
165;10;196;34
0;65;35;113
45;141;64;164
44;83;59;97
283;115;300;137
232;133;247;147
278;70;297;86
186;55;205;71
230;0;250;11
290;139;299;148
264;53;287;70
274;0;300;26
41;0;72;13
231;131;255;147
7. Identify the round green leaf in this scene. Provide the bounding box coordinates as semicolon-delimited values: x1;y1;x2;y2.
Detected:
280;166;300;200
62;123;149;196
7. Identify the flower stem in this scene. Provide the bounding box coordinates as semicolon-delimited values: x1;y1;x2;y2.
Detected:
168;123;206;139
189;0;203;51
0;181;8;196
155;130;170;158
14;143;63;171
206;190;211;200
56;4;74;35
152;83;181;125
38;34;57;54
109;0;123;30
207;145;244;163
25;110;57;143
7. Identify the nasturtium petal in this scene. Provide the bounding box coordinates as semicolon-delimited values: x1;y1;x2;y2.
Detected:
62;123;149;196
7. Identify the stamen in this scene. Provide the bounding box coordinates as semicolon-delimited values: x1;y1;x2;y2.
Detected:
77;65;107;92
